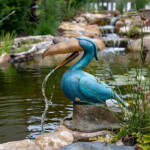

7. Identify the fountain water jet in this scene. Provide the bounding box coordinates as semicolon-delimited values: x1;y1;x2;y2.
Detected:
41;69;55;133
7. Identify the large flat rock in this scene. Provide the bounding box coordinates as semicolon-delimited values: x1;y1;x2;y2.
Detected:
35;130;73;150
0;139;40;150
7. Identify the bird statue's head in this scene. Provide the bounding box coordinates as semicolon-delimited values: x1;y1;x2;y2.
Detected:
42;36;100;70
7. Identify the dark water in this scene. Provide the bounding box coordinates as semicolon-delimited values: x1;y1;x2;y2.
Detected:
0;63;72;143
0;51;149;144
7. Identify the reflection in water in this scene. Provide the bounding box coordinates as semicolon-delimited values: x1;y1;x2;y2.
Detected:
41;69;54;133
0;65;73;143
0;62;10;71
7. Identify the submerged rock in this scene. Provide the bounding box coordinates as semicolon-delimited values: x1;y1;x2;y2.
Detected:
60;142;135;150
0;139;40;150
0;53;11;65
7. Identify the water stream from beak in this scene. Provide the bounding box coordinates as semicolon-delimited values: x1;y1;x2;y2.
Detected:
41;69;55;133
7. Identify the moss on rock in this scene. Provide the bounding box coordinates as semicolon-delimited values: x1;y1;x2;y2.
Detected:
127;25;140;38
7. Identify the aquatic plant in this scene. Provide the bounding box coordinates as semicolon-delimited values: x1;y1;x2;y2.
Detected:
114;28;150;148
90;25;150;148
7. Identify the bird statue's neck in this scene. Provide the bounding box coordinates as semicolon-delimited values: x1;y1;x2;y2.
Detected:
69;50;94;71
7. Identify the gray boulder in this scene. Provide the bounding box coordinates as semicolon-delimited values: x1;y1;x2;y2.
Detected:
63;104;123;132
60;142;135;150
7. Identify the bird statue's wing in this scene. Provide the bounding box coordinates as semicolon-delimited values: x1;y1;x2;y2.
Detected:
78;74;114;104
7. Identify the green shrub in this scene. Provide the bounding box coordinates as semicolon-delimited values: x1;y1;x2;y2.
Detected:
116;0;128;14
127;25;140;38
135;0;150;10
34;0;86;35
0;0;89;35
0;31;16;55
0;0;32;33
33;0;64;35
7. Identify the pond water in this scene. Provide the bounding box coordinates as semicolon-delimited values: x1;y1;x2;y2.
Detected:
0;51;149;144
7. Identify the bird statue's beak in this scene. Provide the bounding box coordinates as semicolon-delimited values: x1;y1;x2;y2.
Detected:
42;38;83;58
42;38;84;70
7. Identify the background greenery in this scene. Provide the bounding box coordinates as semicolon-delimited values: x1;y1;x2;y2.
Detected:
0;0;32;33
0;0;88;35
0;0;150;35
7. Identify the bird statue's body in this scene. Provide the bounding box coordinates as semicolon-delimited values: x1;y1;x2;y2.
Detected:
43;37;127;108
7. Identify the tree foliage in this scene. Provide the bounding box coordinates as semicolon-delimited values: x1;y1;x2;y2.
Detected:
0;0;32;33
135;0;150;10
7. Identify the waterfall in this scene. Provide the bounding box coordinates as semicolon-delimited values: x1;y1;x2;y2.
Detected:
100;17;128;49
110;17;118;26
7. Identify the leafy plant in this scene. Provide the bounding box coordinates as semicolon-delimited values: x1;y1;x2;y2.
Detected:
64;0;77;21
116;0;128;14
0;0;32;33
33;0;87;35
0;31;16;55
127;25;140;38
33;0;64;35
135;0;150;10
111;26;150;147
136;133;150;150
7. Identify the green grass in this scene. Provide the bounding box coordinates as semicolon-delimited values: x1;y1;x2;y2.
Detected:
14;45;31;53
127;25;140;38
0;31;16;55
114;28;150;149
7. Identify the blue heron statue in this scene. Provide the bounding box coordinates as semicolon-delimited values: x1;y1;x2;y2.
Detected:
42;36;127;108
